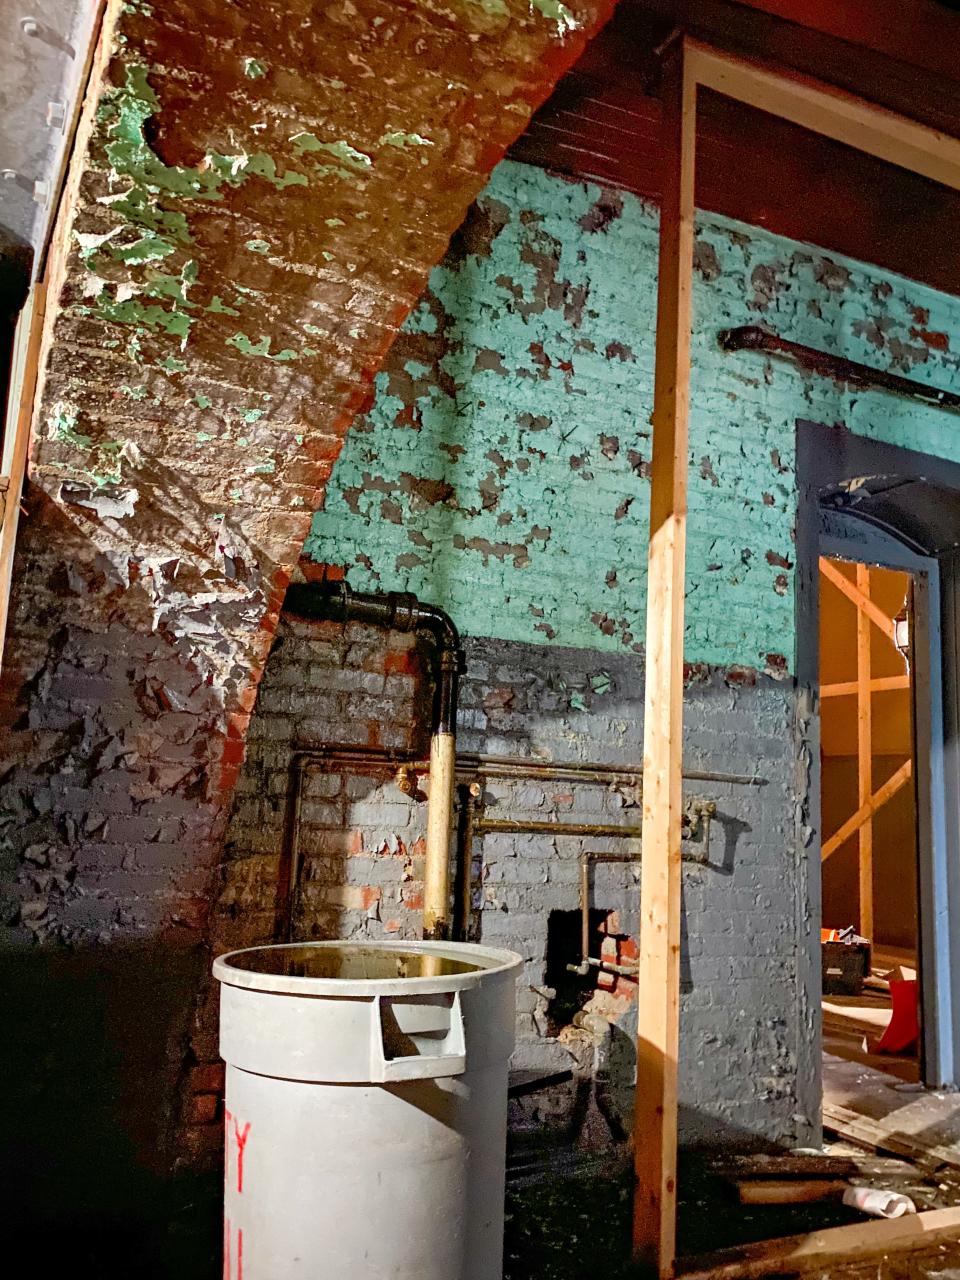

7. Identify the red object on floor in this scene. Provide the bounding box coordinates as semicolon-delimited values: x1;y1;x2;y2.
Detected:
875;979;920;1055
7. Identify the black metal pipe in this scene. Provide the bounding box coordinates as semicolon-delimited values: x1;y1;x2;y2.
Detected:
285;580;464;735
719;324;960;412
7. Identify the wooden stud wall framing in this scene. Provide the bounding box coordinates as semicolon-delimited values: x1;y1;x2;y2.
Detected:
637;34;960;1277
0;283;47;671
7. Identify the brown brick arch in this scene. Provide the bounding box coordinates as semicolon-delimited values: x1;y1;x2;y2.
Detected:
0;0;614;1192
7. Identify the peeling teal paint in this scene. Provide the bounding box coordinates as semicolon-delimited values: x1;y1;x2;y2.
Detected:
245;240;271;255
194;393;212;409
307;160;960;672
243;57;267;79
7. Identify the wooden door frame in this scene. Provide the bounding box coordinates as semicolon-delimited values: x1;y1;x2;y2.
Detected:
637;34;960;1275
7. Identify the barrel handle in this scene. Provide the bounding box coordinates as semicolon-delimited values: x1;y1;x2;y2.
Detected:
372;991;466;1081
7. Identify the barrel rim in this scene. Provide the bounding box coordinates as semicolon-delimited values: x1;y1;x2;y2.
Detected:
213;939;523;996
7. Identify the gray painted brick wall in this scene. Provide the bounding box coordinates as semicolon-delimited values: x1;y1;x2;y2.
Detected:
216;615;816;1151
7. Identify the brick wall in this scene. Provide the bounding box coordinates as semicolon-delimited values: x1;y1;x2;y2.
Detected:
0;0;616;1224
184;616;815;1159
307;158;960;673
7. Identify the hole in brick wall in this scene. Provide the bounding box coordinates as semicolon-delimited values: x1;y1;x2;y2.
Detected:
544;907;609;1034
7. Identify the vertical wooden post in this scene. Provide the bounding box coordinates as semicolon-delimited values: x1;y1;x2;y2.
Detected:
634;38;696;1280
856;564;874;940
0;281;47;670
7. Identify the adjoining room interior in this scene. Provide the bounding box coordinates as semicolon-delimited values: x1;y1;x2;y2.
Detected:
819;557;920;1085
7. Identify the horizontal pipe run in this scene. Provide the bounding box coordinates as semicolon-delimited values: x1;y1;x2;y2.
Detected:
288;743;764;788
719;324;960;412
474;818;644;838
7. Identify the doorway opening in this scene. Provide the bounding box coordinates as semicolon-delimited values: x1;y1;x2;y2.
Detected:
818;556;920;1084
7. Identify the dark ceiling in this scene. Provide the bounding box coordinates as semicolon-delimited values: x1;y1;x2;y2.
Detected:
510;0;960;298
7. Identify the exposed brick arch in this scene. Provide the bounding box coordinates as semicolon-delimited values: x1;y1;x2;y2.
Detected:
0;0;614;1196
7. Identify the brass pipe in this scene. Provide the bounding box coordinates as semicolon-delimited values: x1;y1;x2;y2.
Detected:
424;731;456;939
568;851;643;977
476;818;645;838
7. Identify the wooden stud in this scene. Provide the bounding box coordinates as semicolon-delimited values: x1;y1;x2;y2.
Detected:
821;758;913;861
819;556;896;641
821;674;910;697
856;563;874;940
0;282;48;671
642;31;960;1275
634;38;696;1280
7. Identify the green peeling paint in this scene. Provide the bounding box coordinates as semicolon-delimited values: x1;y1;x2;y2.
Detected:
46;402;127;488
246;240;271;255
157;355;187;373
290;133;372;173
226;332;300;361
81;62;310;358
465;0;509;14
242;408;265;423
306;159;960;673
206;295;240;316
194;393;212;409
379;131;434;149
243;57;267;78
120;384;147;400
530;0;579;32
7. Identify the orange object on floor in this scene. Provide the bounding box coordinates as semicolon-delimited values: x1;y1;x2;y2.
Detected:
875;978;919;1055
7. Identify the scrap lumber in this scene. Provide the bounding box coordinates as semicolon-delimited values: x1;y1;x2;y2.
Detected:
734;1178;848;1205
821;1100;960;1172
676;1205;960;1280
707;1153;859;1179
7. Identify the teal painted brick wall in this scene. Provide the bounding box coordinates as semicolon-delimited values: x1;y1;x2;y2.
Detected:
305;160;960;671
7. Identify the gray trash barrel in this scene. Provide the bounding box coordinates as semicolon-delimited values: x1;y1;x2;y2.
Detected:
214;940;522;1279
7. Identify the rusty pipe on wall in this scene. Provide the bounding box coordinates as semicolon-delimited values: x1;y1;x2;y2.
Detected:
285;580;464;940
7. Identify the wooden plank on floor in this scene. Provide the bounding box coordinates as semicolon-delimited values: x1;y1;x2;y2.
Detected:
676;1206;960;1280
823;1053;960;1171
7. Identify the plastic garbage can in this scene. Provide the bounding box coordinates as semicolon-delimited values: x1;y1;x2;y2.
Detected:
214;940;522;1280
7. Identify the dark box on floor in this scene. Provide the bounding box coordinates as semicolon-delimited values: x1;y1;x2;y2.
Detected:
821;933;871;996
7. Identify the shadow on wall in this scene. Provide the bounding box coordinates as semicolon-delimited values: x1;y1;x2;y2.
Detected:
0;939;212;1270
